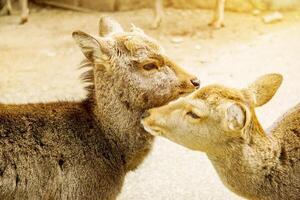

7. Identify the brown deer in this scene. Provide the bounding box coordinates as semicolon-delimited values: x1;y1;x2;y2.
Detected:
0;17;200;200
153;0;226;29
142;74;300;200
0;0;28;24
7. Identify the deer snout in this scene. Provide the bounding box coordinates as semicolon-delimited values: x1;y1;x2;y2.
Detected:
191;78;201;89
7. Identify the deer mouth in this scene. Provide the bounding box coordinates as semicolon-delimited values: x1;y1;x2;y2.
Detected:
141;121;164;136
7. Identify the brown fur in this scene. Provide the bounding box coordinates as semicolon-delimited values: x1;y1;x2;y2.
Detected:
0;17;199;200
142;74;300;200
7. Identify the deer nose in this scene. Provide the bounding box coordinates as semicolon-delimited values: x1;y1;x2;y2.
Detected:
141;111;150;119
191;79;201;89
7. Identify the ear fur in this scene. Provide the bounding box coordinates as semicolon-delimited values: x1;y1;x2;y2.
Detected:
99;16;124;37
72;31;111;64
243;73;283;107
130;23;145;34
223;102;249;132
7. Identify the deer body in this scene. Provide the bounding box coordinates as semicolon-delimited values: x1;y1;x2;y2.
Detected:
142;74;300;200
0;102;125;200
208;105;300;200
0;17;199;200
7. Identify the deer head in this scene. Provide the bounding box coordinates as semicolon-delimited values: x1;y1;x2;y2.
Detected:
142;74;282;151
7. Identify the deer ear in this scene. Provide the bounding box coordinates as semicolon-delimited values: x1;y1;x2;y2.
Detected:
243;73;283;107
72;31;111;64
99;16;124;37
222;102;249;132
130;23;145;34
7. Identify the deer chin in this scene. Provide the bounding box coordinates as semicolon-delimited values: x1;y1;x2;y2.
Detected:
177;88;196;98
141;121;165;136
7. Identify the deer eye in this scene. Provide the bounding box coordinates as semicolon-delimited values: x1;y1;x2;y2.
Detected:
186;111;201;119
142;63;158;71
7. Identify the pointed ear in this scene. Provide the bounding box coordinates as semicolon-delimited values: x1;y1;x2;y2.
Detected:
130;23;145;34
222;102;249;132
99;16;124;37
72;31;111;64
243;73;283;107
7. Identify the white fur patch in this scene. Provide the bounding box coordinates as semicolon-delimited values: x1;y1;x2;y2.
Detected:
227;103;246;131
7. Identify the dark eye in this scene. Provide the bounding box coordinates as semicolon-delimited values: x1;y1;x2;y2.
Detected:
143;63;158;71
186;111;201;119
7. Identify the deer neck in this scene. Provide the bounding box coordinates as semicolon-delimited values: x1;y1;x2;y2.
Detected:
207;117;280;199
87;68;154;172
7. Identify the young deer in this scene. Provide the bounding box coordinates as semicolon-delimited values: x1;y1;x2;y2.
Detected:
0;0;29;24
142;74;300;200
153;0;226;29
0;17;200;200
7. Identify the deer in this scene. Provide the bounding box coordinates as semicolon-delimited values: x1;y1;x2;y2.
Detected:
0;0;29;24
153;0;226;29
0;17;200;200
142;74;300;200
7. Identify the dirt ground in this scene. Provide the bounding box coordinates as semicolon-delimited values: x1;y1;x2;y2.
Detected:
0;4;300;200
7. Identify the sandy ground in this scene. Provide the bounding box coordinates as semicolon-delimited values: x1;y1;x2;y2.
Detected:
0;4;300;200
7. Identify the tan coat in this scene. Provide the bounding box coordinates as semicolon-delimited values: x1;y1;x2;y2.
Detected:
142;74;300;200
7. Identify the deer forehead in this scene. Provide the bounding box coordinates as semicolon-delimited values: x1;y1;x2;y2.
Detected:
115;33;162;53
184;98;206;110
195;85;246;105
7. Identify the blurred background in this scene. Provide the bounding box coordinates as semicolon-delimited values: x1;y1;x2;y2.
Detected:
0;0;300;199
